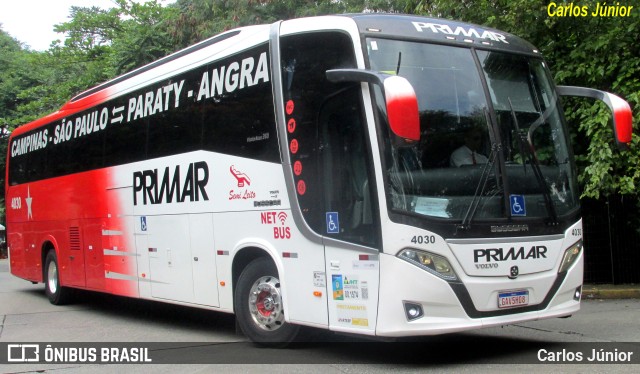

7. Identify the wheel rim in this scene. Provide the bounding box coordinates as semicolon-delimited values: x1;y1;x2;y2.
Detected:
248;275;284;331
47;260;58;294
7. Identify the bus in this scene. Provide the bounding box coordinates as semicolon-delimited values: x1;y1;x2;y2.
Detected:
5;14;633;344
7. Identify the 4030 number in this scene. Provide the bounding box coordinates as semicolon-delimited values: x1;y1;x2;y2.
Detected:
411;235;436;245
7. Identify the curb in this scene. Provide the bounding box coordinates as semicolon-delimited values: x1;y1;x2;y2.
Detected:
582;284;640;300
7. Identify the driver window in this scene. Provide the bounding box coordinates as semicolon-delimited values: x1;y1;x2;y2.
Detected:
280;31;380;248
319;89;377;247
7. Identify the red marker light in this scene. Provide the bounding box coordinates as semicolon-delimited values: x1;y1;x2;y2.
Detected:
293;161;303;176
290;139;299;154
297;180;306;195
287;118;297;133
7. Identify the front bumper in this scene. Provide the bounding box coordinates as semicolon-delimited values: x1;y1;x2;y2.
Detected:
375;252;583;337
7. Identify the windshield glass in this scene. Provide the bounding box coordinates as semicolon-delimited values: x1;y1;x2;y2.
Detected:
367;38;579;222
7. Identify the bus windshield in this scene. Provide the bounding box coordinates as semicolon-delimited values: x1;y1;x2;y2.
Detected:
367;38;579;222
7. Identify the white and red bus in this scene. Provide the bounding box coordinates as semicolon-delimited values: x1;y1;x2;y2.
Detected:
5;14;633;343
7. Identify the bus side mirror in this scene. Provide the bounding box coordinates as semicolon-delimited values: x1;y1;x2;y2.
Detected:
557;86;633;150
326;69;420;142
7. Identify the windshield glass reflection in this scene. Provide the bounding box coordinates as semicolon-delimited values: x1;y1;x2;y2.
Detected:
367;38;579;222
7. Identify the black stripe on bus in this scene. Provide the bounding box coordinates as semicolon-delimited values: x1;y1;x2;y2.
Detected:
448;272;567;319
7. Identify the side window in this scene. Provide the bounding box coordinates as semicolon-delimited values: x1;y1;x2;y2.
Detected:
281;32;380;248
104;95;147;168
147;72;204;160
201;58;279;163
319;89;377;247
9;44;279;186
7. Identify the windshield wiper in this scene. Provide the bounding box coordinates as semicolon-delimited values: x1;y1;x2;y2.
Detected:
508;98;529;177
395;51;402;75
458;143;499;230
508;98;558;224
458;109;500;230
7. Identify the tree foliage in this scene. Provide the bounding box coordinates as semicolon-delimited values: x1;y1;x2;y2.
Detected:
0;29;33;218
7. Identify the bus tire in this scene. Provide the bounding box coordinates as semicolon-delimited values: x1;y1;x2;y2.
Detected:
44;250;73;305
234;257;300;346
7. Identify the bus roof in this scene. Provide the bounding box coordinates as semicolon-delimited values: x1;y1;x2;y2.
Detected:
345;13;541;57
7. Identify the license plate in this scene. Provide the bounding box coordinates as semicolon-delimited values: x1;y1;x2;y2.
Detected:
498;290;529;308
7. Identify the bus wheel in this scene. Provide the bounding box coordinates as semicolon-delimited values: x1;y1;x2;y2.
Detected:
44;250;73;305
235;257;300;345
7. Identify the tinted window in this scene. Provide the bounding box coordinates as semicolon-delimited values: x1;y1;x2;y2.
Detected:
281;32;380;248
9;44;279;185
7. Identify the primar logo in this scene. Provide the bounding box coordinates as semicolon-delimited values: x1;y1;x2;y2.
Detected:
133;161;209;205
412;21;509;44
474;246;547;263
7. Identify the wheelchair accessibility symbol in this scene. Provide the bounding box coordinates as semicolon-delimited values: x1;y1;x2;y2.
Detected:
510;195;526;216
326;212;340;234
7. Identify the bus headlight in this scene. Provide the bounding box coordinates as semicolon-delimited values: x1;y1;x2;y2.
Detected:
398;248;458;281
559;240;582;273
